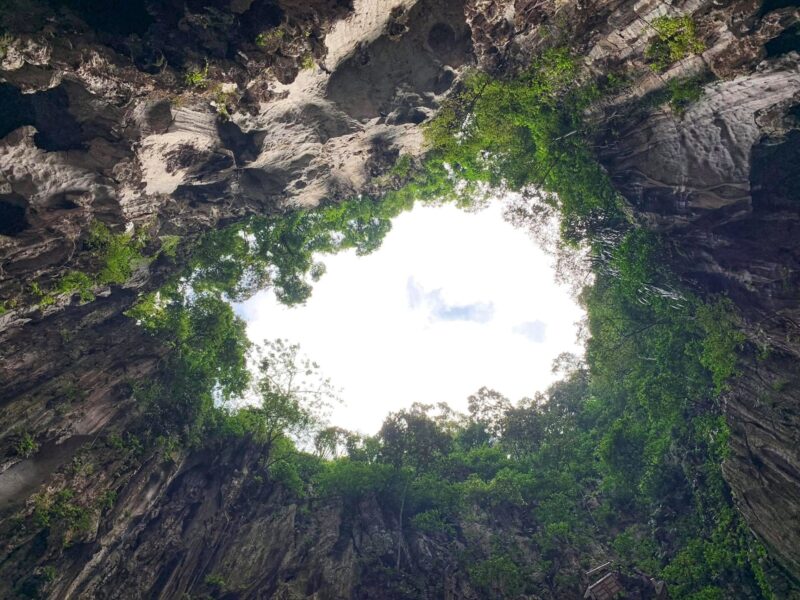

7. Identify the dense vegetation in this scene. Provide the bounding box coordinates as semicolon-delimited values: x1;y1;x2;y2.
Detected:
121;48;779;598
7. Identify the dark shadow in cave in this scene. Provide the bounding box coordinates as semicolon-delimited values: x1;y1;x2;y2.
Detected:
765;23;800;57
751;129;800;209
0;196;29;237
47;0;154;36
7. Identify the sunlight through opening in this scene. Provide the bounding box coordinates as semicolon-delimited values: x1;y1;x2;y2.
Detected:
236;199;585;433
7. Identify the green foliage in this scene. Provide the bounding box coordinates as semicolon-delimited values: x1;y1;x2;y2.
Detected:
158;235;181;258
115;43;770;599
97;490;117;511
204;573;226;589
186;193;415;305
88;222;147;285
667;77;705;115
106;432;144;457
32;489;93;546
421;47;622;244
468;554;526;598
613;526;661;574
27;222;148;306
646;16;705;72
55;271;94;302
410;509;455;535
316;460;394;501
14;431;38;458
255;28;284;48
304;218;761;597
300;53;315;70
30;281;55;307
389;153;413;179
184;62;209;88
0;32;13;60
126;291;251;441
696;299;746;392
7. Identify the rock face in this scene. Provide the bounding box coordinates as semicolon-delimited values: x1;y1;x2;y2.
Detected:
594;25;800;585
0;0;470;477
1;0;800;596
0;0;469;323
7;440;509;600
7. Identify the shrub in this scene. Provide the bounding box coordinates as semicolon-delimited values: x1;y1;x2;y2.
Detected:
184;62;209;88
159;235;181;258
300;53;315;70
204;574;226;589
255;28;284;48
88;222;147;285
468;554;526;598
15;431;38;458
696;299;746;392
646;16;705;72
411;509;455;535
55;271;94;302
667;77;705;115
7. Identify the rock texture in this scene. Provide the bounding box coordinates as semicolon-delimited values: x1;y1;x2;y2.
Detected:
0;0;470;469
591;10;800;582
0;433;655;599
1;0;800;596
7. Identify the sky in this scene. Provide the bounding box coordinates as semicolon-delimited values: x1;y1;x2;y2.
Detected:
235;200;585;434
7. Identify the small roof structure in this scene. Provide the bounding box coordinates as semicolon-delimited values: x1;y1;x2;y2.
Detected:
584;572;624;600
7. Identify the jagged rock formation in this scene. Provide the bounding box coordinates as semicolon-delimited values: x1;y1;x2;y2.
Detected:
1;0;799;597
0;0;469;482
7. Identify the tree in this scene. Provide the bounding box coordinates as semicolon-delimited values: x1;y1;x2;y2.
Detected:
467;387;512;441
222;339;339;471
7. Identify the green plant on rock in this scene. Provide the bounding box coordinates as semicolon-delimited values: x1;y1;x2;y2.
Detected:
300;53;315;70
646;16;705;72
255;28;284;48
15;431;38;458
88;222;147;285
30;281;55;307
410;508;455;535
158;235;181;258
212;85;235;120
184;62;209;88
97;490;117;511
420;47;622;244
696;299;746;392
55;271;95;303
32;489;94;546
0;33;13;60
667;77;705;115
204;574;226;589
468;554;527;598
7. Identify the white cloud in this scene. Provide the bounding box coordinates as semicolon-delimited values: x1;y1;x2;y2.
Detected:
236;200;585;434
513;320;547;343
406;277;495;323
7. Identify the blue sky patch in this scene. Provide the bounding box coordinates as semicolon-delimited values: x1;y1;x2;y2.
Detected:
513;320;547;343
407;277;495;324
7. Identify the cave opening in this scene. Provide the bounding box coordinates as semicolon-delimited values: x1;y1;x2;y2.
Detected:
0;83;87;151
235;200;585;433
0;199;29;237
427;22;457;54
